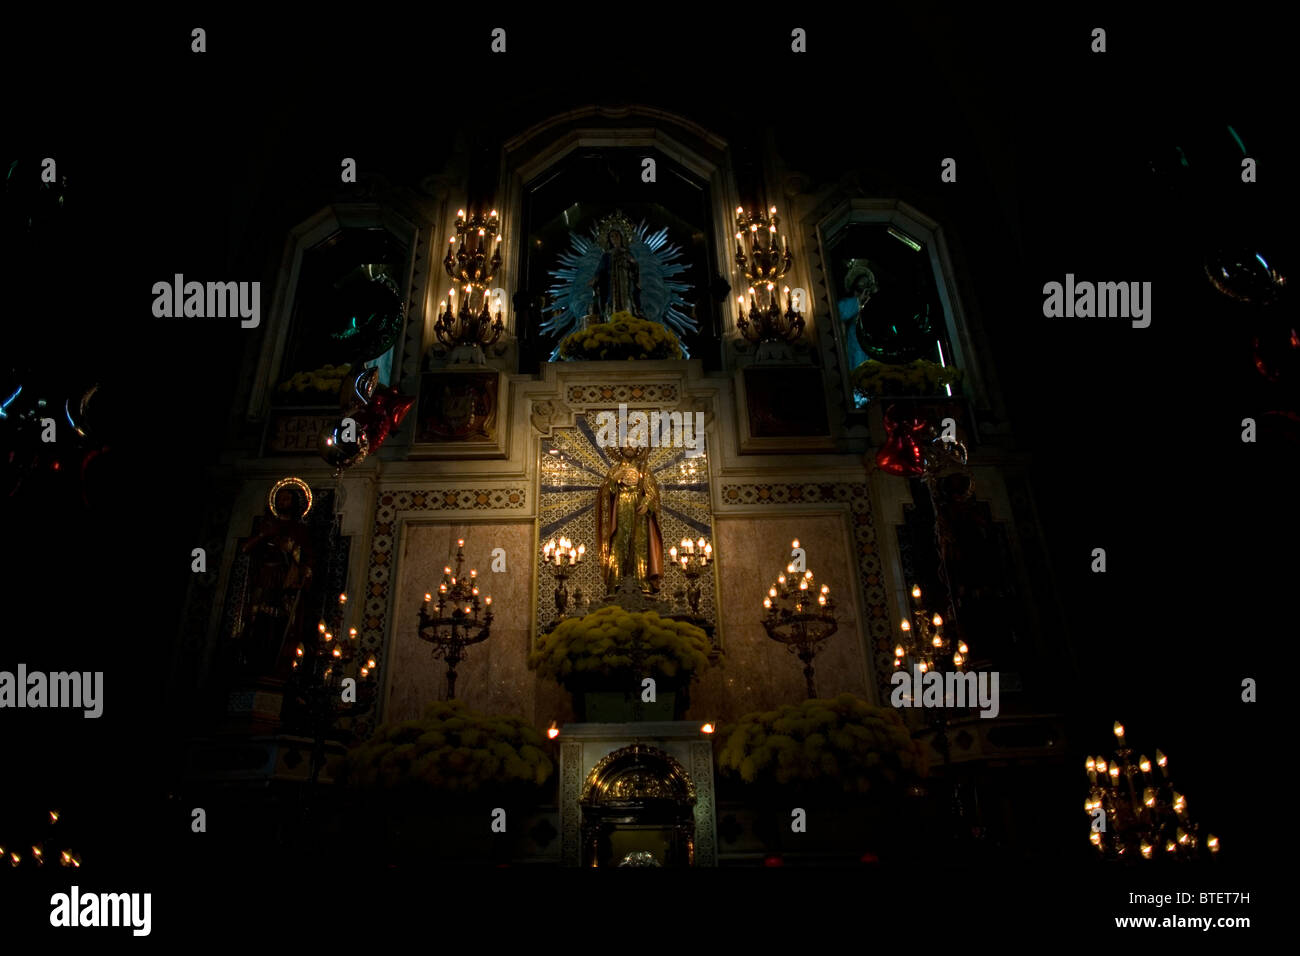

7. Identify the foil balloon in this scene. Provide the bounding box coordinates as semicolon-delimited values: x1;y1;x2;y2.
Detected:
875;405;928;478
318;420;370;470
340;366;379;412
1204;249;1287;305
355;385;414;453
327;269;406;365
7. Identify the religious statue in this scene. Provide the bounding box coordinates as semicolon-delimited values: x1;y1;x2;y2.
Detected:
542;210;697;357
589;226;643;321
233;478;317;677
838;258;879;372
595;444;664;594
839;257;935;367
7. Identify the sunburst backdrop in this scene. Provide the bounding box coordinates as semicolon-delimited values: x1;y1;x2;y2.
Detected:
537;409;716;640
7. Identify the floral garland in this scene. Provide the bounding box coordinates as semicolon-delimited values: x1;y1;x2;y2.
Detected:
340;700;553;794
717;694;929;793
851;359;962;399
528;606;715;683
558;311;684;361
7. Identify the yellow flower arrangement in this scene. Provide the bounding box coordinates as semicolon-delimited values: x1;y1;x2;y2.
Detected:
275;362;353;401
528;605;716;683
558;311;684;361
851;359;962;400
717;694;928;793
341;700;553;794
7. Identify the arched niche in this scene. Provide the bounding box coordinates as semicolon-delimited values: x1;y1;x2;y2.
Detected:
248;203;423;422
810;198;996;426
495;107;742;373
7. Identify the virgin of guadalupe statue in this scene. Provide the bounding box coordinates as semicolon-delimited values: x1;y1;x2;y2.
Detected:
595;443;664;594
234;478;317;677
590;225;644;321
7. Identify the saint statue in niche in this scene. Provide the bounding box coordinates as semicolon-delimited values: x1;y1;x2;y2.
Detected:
838;258;879;372
589;226;644;321
596;443;664;594
233;478;317;677
840;257;935;367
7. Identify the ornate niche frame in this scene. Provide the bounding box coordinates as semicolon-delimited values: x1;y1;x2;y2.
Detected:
495;106;742;366
808;198;998;435
579;744;698;867
247;203;428;427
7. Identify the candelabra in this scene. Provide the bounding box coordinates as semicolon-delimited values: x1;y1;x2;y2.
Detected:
893;582;971;832
287;589;379;787
761;539;837;698
668;536;712;616
892;583;969;676
733;205;803;346
417;538;493;698
1085;722;1219;861
542;536;585;625
437;209;505;360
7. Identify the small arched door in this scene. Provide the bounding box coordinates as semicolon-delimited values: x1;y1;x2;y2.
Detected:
579;744;697;867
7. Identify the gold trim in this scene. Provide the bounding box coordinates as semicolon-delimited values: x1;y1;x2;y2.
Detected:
580;743;697;806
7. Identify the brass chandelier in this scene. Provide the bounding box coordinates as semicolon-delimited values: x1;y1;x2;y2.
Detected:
1085;722;1219;861
417;538;493;698
437;209;505;353
734;205;803;345
761;539;837;697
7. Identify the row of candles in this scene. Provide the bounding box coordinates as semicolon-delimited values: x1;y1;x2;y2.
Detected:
670;537;712;568
543;537;584;566
2;811;80;868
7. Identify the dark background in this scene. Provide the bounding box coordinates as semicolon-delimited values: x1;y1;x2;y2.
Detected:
2;7;1284;939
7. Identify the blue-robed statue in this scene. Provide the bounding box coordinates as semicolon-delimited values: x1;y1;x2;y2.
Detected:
590;227;644;321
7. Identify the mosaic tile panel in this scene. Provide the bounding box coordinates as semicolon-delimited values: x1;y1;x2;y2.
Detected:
538;409;715;636
565;383;678;405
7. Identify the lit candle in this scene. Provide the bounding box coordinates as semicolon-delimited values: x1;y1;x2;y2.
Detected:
577;544;585;559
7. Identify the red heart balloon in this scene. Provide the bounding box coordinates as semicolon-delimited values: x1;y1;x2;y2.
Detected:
875;405;928;477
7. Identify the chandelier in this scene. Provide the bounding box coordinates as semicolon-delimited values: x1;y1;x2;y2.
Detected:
437;209;505;355
734;205;803;345
1085;722;1219;861
417;538;493;698
893;583;969;676
290;588;379;785
761;539;837;697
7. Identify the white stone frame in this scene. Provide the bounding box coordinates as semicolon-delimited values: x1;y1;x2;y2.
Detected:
810;199;988;422
247;203;424;421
